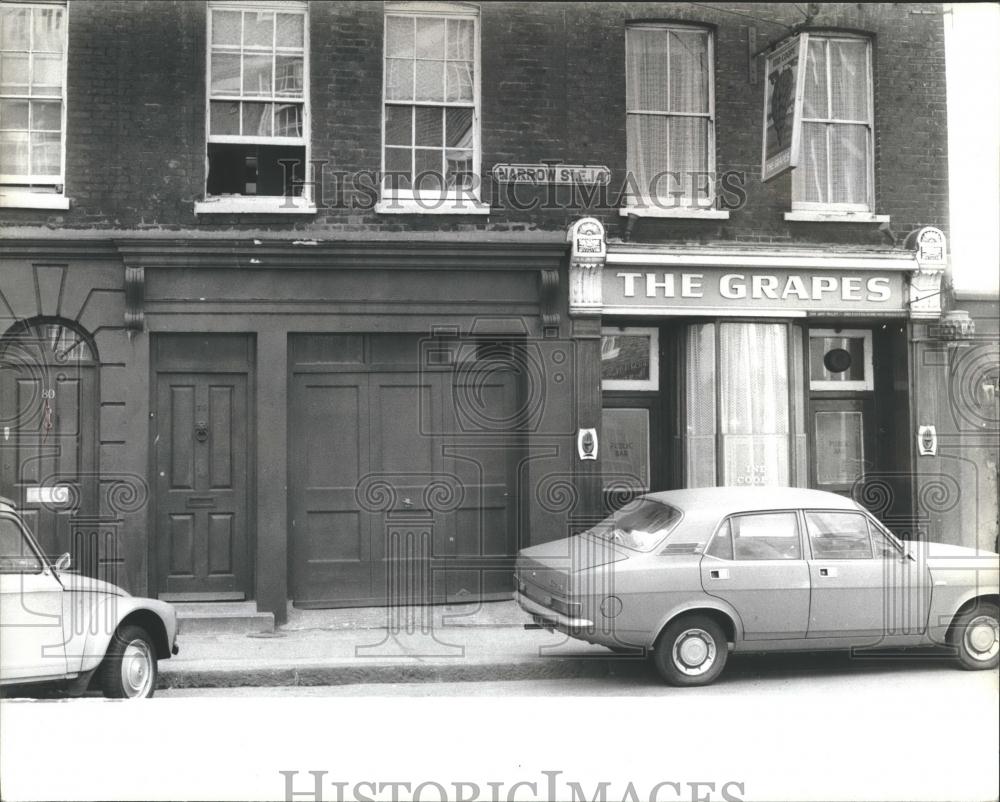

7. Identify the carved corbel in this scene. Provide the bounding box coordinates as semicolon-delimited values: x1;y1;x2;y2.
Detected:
124;265;145;332
567;217;606;317
908;227;946;320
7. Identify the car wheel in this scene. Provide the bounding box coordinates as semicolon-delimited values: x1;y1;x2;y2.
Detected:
952;602;1000;671
99;624;158;699
653;615;728;687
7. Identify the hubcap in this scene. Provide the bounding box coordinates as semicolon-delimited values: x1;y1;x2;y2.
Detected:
672;628;717;676
964;616;999;662
120;639;154;698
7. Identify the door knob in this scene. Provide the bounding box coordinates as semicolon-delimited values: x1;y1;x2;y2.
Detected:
195;421;209;442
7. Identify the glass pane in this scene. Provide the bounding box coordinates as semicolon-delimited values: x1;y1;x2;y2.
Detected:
0;53;29;95
829;124;868;205
685;323;716;487
32;7;64;53
415;17;445;59
30;130;60;175
385;105;411;146
31;100;60;131
601;332;652;383
0;130;29;175
806;511;872;559
601;408;650;491
810;335;866;382
211;10;241;46
274;103;302;137
793;122;828;203
0;99;29;130
668;29;708;113
413;106;441;147
732;513;800;560
445;61;473;102
31;53;63;95
626;114;670;197
414;148;443;191
444;149;473;189
803;38;827;118
242;102;273;137
669;116;708;186
385;58;413;101
445;106;473;147
386;16;413;59
210;100;240;135
705;521;733;560
447;18;474;60
211;52;241;94
0;518;42;574
384;146;412;190
722;435;790;487
814;411;864;485
245;12;274;48
626;27;669;112
243;54;272;96
0;7;30;51
830;40;869;121
275;55;303;96
276;13;304;48
414;60;445;102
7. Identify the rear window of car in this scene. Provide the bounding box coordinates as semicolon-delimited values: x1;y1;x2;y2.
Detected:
588;498;683;552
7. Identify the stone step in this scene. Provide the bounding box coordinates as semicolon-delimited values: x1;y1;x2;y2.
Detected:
174;601;275;635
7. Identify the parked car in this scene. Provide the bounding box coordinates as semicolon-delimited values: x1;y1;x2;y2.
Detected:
0;497;178;698
515;487;1000;686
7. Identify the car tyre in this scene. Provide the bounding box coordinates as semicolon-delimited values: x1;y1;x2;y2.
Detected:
99;624;158;699
951;602;1000;671
653;614;728;687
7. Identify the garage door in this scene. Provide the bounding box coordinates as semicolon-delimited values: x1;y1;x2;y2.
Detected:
288;335;522;607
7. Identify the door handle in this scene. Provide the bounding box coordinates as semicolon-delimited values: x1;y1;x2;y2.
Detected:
709;568;729;580
819;567;838;577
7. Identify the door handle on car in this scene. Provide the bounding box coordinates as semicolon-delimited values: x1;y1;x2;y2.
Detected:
819;567;838;577
709;568;729;580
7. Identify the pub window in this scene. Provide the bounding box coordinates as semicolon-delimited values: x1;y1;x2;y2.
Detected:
0;1;67;209
382;3;480;204
625;24;715;208
792;34;874;211
205;2;308;200
601;327;659;391
809;328;873;391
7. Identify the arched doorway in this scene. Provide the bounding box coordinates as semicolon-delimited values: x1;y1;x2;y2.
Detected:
0;318;99;569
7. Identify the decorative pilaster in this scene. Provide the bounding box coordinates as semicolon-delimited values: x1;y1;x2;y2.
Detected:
567;217;606;316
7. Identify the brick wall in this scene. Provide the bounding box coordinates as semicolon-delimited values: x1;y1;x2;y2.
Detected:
0;1;949;244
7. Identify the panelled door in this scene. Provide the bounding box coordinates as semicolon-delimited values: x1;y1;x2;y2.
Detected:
154;372;250;599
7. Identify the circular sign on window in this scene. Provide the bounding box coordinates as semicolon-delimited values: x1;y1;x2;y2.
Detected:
823;348;853;374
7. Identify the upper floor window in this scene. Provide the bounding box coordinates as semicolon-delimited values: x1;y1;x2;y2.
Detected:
625;24;715;211
201;1;310;211
793;35;873;212
0;1;68;209
380;2;485;213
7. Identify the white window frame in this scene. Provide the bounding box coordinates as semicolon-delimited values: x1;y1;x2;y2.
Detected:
0;0;69;210
791;34;874;215
601;326;659;391
622;23;726;220
377;1;488;215
197;0;313;214
808;328;874;391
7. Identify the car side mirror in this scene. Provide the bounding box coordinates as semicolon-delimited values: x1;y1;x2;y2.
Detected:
54;552;72;571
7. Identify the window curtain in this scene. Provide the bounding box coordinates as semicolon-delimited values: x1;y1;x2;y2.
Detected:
684;323;716;486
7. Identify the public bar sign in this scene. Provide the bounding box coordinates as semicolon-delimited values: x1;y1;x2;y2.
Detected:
761;34;808;182
603;267;907;316
491;163;612;185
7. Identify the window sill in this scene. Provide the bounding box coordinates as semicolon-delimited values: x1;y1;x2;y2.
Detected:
784;210;890;223
619;205;730;220
0;192;70;210
194;197;317;215
375;197;491;215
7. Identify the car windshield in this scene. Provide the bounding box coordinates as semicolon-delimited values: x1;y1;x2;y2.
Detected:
588;499;682;552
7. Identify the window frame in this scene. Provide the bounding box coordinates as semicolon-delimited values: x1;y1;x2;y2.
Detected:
601;326;659;391
791;33;875;213
623;22;719;214
808;327;874;392
201;0;312;208
0;0;69;208
379;1;484;211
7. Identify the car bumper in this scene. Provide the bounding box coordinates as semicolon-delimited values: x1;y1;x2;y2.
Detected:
516;591;594;629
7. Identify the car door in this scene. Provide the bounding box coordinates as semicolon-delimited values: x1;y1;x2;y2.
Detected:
0;513;68;682
804;509;887;639
700;511;811;640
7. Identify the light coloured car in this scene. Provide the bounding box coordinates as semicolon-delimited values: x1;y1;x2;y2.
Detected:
515;487;1000;686
0;497;178;698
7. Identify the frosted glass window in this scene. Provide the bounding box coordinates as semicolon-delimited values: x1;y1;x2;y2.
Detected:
684;323;717;486
814;411;864;485
601;408;650;491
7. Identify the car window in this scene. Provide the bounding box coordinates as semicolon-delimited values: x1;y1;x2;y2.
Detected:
868;522;903;559
805;511;873;559
730;512;801;561
704;520;735;560
589;499;683;552
0;517;44;574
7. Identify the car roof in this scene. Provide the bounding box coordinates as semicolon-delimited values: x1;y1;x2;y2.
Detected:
644;486;861;516
0;496;15;511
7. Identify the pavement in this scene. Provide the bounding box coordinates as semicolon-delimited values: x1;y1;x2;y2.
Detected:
158;600;636;689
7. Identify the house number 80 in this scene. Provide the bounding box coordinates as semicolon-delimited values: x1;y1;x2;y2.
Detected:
41;389;56;399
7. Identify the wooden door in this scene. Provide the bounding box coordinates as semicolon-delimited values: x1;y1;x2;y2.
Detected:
154;372;250;599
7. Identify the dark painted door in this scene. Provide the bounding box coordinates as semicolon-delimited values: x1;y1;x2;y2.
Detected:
154;372;250;600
